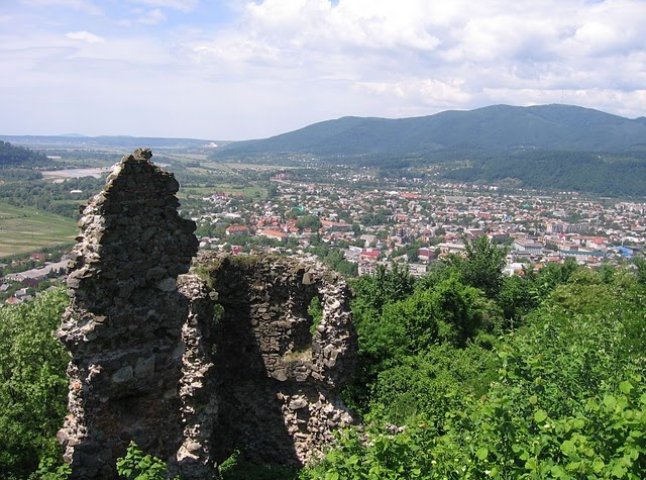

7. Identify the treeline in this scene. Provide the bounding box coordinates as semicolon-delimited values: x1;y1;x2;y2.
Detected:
1;240;644;479
0;177;104;218
0;142;49;181
0;142;49;167
441;150;646;197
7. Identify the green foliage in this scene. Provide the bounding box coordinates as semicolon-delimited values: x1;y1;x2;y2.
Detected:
634;254;646;285
0;289;69;479
27;458;71;480
295;215;322;231
305;266;646;479
116;442;178;480
497;259;580;325
356;275;499;370
308;296;324;335
347;262;503;416
217;451;299;480
0;141;49;167
351;264;415;315
2;235;644;480
445;236;507;298
444;150;646;197
0;176;104;218
368;344;498;425
360;210;390;226
307;244;358;277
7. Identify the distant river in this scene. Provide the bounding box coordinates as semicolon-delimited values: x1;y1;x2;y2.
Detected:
41;168;110;179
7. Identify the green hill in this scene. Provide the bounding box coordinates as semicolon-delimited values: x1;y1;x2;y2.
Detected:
214;104;646;160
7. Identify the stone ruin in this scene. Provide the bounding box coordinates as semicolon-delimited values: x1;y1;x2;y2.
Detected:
57;149;356;479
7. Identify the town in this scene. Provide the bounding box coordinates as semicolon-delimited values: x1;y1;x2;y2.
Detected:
186;166;644;277
1;162;644;306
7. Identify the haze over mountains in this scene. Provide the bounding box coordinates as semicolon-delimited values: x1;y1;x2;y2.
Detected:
2;104;645;197
0;135;217;151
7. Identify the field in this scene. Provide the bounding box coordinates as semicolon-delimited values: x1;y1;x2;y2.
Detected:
0;202;77;258
180;184;268;200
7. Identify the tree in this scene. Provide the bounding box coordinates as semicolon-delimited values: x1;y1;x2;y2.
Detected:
0;289;69;478
634;254;646;285
296;215;322;232
445;236;507;298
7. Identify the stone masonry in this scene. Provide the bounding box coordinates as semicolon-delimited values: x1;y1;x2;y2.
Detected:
206;255;356;465
57;149;356;479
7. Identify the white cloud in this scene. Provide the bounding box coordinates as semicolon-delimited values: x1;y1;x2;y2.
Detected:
358;78;472;107
2;0;646;138
137;8;167;24
21;0;102;15
482;87;646;119
65;30;105;43
128;0;198;12
243;0;442;52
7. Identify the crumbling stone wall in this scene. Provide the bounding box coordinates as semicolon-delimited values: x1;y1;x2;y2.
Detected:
58;149;356;479
206;255;356;465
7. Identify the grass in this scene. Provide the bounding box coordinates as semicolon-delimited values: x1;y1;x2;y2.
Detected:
0;202;77;258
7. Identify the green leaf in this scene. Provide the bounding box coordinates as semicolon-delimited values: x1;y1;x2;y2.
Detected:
565;461;581;471
571;418;585;430
476;447;488;461
619;381;633;394
560;440;577;457
610;463;627;478
592;459;605;473
525;458;537;470
550;465;568;479
604;395;617;410
534;409;548;423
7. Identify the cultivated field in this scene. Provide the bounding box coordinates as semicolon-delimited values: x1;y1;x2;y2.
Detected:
0;202;77;258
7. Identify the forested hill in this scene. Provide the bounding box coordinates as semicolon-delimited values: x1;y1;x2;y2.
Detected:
213;104;646;159
0;141;49;167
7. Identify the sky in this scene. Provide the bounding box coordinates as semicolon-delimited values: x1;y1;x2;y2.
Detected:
1;0;645;140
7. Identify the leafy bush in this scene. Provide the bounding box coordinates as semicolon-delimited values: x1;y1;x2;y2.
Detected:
0;289;69;478
303;268;646;479
116;442;177;480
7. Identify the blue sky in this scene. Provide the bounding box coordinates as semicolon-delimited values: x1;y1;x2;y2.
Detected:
1;0;645;140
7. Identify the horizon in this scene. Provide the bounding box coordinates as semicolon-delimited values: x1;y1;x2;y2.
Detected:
2;102;644;142
2;0;645;140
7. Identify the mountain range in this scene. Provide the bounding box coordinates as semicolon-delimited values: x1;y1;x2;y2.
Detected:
214;104;646;160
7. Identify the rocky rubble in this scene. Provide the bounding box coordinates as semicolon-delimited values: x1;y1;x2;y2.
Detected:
57;149;356;479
